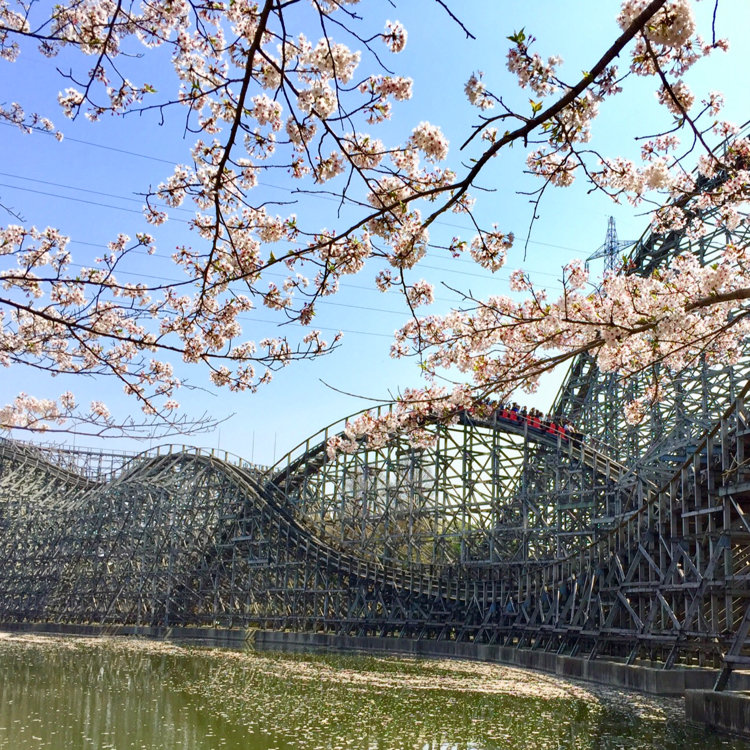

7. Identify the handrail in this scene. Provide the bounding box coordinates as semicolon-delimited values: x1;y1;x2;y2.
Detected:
1;438;270;483
266;405;636;493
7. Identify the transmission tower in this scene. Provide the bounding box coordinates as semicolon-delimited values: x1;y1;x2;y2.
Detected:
586;216;635;273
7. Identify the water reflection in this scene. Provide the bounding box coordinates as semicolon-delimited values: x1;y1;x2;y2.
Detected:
0;634;745;750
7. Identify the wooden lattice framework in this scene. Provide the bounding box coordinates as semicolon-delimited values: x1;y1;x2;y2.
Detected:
1;126;750;686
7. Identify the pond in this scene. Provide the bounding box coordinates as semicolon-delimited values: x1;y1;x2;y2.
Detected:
0;632;746;749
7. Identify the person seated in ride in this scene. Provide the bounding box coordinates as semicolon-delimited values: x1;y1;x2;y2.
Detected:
566;421;583;443
482;400;492;421
509;402;520;421
529;408;542;430
545;416;565;440
564;419;579;442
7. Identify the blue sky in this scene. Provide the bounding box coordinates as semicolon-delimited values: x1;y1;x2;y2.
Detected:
2;0;749;465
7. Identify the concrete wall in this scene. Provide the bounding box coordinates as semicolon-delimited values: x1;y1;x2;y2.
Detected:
254;630;715;696
686;690;750;738
0;621;253;649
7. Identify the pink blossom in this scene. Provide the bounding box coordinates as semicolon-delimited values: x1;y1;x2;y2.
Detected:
383;20;407;53
464;72;494;110
406;280;434;307
407;122;449;162
617;0;695;49
470;228;513;272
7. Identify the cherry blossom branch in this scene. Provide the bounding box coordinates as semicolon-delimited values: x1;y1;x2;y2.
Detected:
1;0;747;442
420;0;669;228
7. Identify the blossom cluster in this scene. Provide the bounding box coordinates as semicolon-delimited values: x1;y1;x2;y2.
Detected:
0;0;747;443
381;239;750;433
464;72;494;110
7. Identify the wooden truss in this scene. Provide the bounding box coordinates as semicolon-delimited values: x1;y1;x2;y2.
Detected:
1;127;749;687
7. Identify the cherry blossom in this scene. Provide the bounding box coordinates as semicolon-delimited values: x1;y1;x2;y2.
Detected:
0;0;747;442
383;20;407;54
469;228;514;272
407;122;449;163
464;72;494;110
617;0;695;48
406;280;434;308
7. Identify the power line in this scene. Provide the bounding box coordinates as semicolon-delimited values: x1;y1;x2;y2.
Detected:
0;178;568;291
0;171;194;216
61;258;423;319
2;124;586;255
0;121;178;166
0;182;190;223
0;130;575;356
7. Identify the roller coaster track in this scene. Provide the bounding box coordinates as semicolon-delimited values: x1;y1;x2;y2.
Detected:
2;124;750;682
0;410;647;633
1;384;749;676
270;409;638;495
0;366;749;678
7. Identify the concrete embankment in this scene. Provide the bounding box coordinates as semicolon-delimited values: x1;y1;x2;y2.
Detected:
685;689;750;737
2;622;749;739
0;621;253;648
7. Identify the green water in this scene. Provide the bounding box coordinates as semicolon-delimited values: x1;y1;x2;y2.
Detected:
0;633;746;750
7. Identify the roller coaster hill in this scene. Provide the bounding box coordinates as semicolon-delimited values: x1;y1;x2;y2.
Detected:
2;128;750;729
